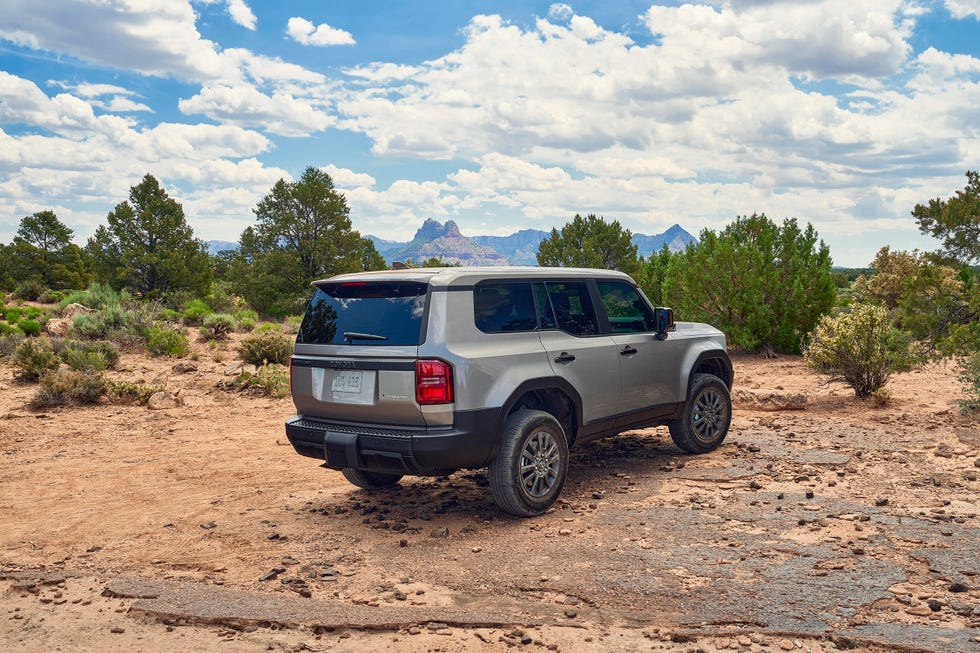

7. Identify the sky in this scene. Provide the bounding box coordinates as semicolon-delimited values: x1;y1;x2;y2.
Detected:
1;1;979;267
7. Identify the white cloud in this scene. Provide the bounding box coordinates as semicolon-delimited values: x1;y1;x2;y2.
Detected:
227;0;257;30
946;0;980;19
0;71;286;243
548;3;574;22
178;84;333;136
286;16;356;47
320;164;376;188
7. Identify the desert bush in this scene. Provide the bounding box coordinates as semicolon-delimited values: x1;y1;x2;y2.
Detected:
160;308;180;322
237;329;292;365
30;368;106;408
60;340;119;372
200;313;236;341
957;352;980;415
4;307;24;323
0;321;20;337
39;289;67;304
234;308;258;332
182;299;211;325
804;303;917;398
104;379;162;405
283;315;302;335
226;364;289;398
16;318;41;337
59;283;129;311
72;313;108;339
12;338;60;381
13;280;45;301
254;322;282;334
0;333;25;359
205;281;241;313
145;325;189;357
72;340;120;368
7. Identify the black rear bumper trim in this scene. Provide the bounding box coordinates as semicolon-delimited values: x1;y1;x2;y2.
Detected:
285;408;500;475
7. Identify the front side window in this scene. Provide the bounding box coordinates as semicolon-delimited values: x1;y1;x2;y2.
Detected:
474;282;537;333
297;281;427;345
538;281;599;337
597;281;656;334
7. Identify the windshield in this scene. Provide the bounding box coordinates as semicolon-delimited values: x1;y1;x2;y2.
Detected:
297;281;428;346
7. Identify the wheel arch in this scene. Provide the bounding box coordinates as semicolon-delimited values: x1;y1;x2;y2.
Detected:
496;378;583;450
685;350;733;399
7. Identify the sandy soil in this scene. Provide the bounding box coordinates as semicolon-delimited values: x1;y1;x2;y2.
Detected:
1;328;977;652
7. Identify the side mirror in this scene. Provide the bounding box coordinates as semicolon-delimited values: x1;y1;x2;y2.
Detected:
653;307;674;340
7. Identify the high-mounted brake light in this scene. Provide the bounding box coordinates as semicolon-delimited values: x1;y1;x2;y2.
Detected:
415;359;453;405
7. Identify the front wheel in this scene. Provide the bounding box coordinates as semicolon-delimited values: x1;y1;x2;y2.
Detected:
669;373;731;454
489;410;568;517
341;467;403;489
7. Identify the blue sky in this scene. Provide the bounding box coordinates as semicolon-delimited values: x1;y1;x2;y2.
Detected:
1;1;979;266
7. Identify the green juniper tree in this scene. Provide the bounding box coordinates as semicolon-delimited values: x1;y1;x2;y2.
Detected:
663;213;835;354
231;166;384;315
6;211;90;290
537;213;639;274
86;174;212;298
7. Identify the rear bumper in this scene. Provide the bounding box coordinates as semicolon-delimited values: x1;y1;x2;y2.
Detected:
284;408;500;475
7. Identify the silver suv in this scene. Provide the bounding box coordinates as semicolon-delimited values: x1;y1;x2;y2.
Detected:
286;266;732;516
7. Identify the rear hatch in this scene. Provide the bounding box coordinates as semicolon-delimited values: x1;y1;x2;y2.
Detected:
291;279;429;427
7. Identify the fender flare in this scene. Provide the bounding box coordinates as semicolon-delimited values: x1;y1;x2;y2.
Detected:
492;377;584;452
684;350;733;400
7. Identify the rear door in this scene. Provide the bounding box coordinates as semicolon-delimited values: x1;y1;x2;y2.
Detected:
535;280;621;424
290;280;427;426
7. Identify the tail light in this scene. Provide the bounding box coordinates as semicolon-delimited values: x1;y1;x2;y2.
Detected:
415;359;453;405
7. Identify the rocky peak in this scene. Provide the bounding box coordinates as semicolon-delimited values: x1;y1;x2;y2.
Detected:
413;218;447;241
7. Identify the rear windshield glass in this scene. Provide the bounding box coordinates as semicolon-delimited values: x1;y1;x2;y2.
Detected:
297;281;428;346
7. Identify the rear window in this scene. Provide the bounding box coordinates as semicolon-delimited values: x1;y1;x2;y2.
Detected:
297;281;428;346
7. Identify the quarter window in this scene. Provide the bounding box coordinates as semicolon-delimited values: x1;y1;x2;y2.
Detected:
474;282;538;333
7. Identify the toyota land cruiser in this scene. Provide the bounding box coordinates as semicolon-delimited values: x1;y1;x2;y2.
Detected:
285;266;732;516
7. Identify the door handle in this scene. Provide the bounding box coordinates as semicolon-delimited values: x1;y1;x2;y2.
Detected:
620;345;638;356
554;352;576;364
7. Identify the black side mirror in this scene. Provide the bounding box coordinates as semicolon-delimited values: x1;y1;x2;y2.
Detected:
653;307;674;340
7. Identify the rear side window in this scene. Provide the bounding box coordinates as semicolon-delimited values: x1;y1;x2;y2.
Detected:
538;281;599;337
474;282;537;333
297;281;428;345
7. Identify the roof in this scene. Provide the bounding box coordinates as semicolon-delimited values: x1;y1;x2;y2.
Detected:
314;266;636;288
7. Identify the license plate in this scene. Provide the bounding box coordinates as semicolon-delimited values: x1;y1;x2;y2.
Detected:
331;370;363;394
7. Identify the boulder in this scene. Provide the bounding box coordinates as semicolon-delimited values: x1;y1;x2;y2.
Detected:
45;317;71;337
62;303;97;321
147;391;179;410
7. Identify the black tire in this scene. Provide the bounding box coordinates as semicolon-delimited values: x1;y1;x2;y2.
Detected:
488;409;568;517
668;373;731;454
341;467;403;489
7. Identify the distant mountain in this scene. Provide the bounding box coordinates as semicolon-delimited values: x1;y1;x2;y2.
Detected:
367;220;696;266
205;240;237;255
384;219;509;266
631;224;696;257
472;229;550;265
365;235;402;258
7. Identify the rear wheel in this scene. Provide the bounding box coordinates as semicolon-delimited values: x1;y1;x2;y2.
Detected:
489;409;568;517
668;373;731;454
341;467;403;489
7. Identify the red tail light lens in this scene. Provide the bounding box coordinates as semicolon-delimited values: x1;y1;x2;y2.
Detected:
415;359;453;405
